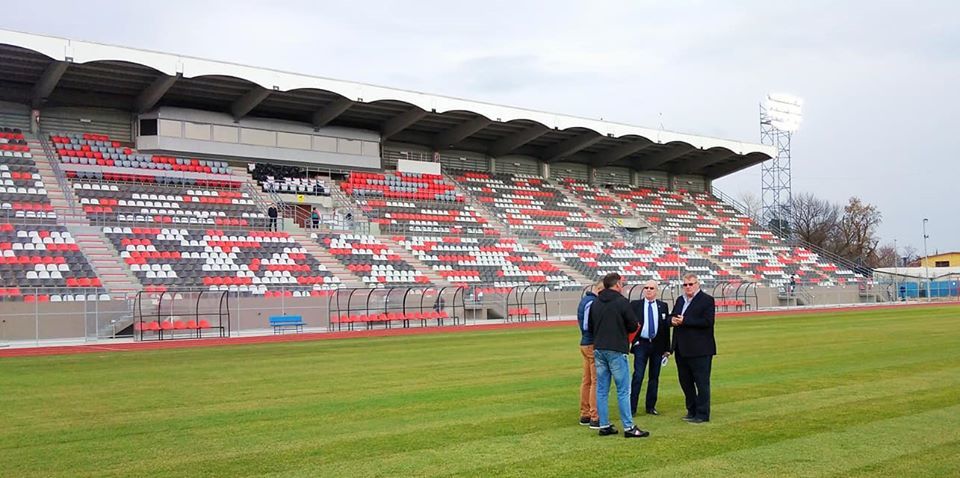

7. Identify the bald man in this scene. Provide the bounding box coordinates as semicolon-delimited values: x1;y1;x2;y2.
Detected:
629;280;672;416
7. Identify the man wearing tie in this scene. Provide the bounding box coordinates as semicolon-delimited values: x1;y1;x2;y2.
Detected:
629;280;672;417
671;273;716;424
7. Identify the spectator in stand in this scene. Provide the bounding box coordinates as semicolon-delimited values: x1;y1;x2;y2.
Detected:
267;204;278;231
629;280;671;417
577;281;603;429
589;273;649;438
671;273;716;424
311;207;320;229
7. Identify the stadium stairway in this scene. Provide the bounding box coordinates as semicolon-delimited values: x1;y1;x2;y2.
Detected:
69;225;141;296
554;181;614;228
284;226;364;289
27;136;83;223
379;235;450;287
328;179;369;225
230;165;275;210
602;186;658;233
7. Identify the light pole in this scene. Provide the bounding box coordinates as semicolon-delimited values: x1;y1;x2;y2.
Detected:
893;238;899;301
923;218;930;301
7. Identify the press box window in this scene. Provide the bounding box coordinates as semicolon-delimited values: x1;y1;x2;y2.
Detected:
139;119;158;136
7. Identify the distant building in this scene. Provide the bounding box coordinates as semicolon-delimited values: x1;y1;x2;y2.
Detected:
920;252;960;268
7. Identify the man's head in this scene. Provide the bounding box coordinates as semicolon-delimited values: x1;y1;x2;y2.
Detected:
602;272;624;293
591;280;604;294
643;280;658;301
682;273;700;298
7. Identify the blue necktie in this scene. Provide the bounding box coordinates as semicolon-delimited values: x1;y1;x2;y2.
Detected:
647;301;656;340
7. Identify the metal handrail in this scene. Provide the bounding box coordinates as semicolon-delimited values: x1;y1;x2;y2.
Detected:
711;185;874;278
35;129;78;212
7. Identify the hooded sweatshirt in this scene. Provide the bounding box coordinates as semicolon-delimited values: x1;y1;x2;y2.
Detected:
589;288;639;354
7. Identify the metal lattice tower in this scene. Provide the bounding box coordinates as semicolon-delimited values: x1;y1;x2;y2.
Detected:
760;103;793;236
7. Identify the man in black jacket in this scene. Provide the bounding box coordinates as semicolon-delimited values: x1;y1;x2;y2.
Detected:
629;280;671;417
589;273;649;438
671;273;716;423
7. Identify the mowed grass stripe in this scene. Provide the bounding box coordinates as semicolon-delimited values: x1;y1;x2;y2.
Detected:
0;305;957;477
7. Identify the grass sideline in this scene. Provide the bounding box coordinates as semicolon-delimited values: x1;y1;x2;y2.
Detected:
1;305;959;477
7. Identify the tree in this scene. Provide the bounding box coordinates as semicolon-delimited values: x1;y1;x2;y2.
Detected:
830;197;882;264
790;192;839;249
872;243;898;269
736;191;762;220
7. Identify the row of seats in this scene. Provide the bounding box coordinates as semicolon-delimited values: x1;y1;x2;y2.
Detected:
312;232;429;286
342;171;462;202
399;235;580;290
0;130;105;301
72;181;265;227
540;239;723;285
357;199;497;236
455;172;612;239
103;227;341;294
250;163;331;196
51;133;231;174
332;310;453;329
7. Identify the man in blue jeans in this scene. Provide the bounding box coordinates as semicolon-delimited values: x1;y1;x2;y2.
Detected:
589;273;650;438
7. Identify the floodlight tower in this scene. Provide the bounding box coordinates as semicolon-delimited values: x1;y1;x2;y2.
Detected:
760;93;803;237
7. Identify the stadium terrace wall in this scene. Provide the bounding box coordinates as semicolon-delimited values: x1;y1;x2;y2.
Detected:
0;101;31;131
41;107;133;142
596;166;632;185
550;162;590;182
634;171;670;189
495;155;540;176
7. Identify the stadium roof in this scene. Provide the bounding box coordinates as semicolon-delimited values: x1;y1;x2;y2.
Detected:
0;29;774;178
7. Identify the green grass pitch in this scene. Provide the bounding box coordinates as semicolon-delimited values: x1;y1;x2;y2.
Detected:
2;305;959;477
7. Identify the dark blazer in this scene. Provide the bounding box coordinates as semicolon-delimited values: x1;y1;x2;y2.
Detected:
629;299;671;356
670;291;716;358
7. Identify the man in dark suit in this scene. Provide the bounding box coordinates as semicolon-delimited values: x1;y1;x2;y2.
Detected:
671;273;716;424
629;280;672;417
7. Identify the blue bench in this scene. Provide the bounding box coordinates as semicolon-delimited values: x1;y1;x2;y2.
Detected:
269;315;305;334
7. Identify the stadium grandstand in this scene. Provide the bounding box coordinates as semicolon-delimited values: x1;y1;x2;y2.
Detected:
0;28;878;342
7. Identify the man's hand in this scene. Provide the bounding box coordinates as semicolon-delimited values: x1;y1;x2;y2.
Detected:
671;315;684;326
662;352;671;358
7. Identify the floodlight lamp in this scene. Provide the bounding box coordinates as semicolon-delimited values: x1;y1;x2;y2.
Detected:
764;92;804;132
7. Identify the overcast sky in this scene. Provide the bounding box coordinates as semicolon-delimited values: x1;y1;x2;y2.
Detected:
5;1;958;255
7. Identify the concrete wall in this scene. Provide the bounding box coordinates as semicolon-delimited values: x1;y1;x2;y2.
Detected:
138;107;380;169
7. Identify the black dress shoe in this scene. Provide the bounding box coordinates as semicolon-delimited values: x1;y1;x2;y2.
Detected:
646;409;659;416
682;415;695;421
687;417;709;424
598;425;618;436
624;426;650;438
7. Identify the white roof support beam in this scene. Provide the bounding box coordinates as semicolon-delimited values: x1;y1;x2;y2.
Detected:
541;131;603;163
311;98;353;129
488;124;549;157
433;116;491;149
593;138;654;167
31;60;68;107
134;74;177;113
636;144;696;170
381;107;427;140
230;86;271;121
